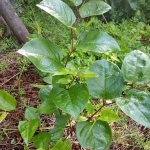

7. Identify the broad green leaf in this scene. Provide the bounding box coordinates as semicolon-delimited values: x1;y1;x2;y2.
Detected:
79;0;111;18
77;31;120;53
100;108;119;122
18;38;63;73
50;84;89;118
37;0;76;27
38;100;58;115
32;132;51;149
122;50;150;85
70;0;82;6
76;120;112;150
0;112;8;123
51;140;71;150
39;86;52;102
87;59;124;99
25;107;39;121
116;89;150;128
18;119;40;145
0;90;17;111
50;115;68;143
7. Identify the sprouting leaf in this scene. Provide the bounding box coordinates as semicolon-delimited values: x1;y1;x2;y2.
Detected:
76;120;112;150
0;90;17;111
18;38;63;73
37;0;76;27
100;108;119;122
79;0;111;18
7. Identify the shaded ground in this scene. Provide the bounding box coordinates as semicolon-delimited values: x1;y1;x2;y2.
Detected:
0;51;150;150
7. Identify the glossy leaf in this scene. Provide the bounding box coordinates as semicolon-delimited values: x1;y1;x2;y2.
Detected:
116;89;150;128
25;107;39;121
100;108;119;122
32;132;51;149
38;100;58;115
18;38;63;73
0;112;8;123
50;115;68;143
76;120;112;150
51;140;71;150
50;84;89;118
70;0;82;6
77;31;120;53
37;0;76;27
18;119;40;145
0;90;17;111
39;86;52;102
122;50;150;85
79;0;111;18
87;59;124;99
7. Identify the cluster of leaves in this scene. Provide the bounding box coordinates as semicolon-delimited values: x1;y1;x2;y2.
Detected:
1;0;150;149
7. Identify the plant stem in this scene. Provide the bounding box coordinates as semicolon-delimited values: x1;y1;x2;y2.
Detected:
65;29;76;66
88;100;115;121
88;99;105;121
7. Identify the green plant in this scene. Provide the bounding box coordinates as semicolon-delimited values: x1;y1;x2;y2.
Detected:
17;0;150;149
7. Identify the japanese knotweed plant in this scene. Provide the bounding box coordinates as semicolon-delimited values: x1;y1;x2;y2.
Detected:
17;0;150;149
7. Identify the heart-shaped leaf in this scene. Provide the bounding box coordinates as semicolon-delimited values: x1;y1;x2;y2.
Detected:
18;119;40;145
77;31;120;53
76;120;112;150
32;132;51;149
18;38;63;73
70;0;82;6
87;59;124;99
79;0;111;18
122;50;150;85
37;0;76;27
116;89;150;128
0;90;17;111
50;84;89;118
